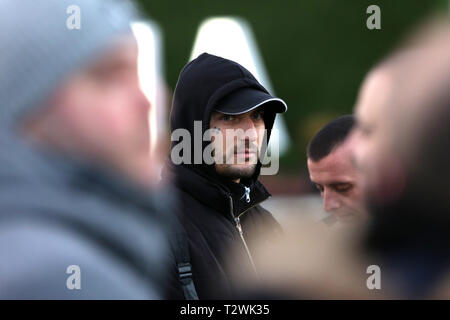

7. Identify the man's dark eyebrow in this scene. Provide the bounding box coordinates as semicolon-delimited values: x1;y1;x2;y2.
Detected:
310;180;351;187
329;182;352;187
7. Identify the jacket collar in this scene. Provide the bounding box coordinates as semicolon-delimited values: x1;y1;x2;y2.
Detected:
163;162;270;219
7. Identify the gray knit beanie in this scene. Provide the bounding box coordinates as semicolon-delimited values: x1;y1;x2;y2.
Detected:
0;0;139;126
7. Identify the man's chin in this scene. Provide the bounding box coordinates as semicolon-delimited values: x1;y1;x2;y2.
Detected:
334;210;366;224
215;164;257;181
336;214;356;224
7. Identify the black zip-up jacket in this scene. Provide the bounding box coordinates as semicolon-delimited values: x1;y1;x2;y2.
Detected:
163;53;283;299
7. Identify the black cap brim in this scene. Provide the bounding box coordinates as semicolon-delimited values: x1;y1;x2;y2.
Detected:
214;87;287;115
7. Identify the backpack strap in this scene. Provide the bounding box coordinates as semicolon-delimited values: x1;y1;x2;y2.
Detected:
171;227;199;300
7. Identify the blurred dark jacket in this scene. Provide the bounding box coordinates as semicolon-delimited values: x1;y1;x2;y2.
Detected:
365;193;450;299
0;129;172;299
163;53;282;299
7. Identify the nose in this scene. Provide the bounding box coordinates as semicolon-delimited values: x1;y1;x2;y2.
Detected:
323;189;341;212
135;85;152;113
239;116;258;141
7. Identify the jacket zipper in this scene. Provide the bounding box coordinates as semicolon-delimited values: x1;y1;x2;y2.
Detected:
242;186;251;203
228;196;258;274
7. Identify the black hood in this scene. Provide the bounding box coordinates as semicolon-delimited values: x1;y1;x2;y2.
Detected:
169;53;278;187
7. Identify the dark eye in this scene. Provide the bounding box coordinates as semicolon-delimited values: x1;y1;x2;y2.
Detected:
315;184;324;193
252;111;264;120
334;183;352;193
221;115;234;121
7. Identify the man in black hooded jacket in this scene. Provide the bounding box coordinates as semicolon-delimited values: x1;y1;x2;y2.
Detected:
163;53;288;299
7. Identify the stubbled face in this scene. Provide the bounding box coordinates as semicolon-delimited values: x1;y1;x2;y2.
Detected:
308;139;365;222
209;107;266;182
32;36;153;172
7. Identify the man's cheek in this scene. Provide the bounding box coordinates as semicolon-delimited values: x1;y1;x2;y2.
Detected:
351;188;364;207
348;193;362;209
256;135;265;153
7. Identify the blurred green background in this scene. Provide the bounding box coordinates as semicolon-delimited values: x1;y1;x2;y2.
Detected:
137;0;443;185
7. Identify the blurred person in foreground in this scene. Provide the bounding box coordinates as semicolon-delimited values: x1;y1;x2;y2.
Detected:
228;17;450;299
307;115;366;225
350;17;450;299
0;0;172;299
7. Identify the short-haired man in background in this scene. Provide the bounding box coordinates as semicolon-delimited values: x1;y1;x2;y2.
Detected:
307;115;366;224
